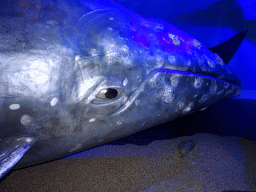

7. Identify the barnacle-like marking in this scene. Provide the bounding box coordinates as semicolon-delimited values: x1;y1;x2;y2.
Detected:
207;60;215;68
194;77;203;88
193;39;201;49
168;33;181;46
214;53;224;65
21;115;33;125
170;75;180;87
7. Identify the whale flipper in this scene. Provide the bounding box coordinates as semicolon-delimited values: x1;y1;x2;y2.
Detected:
0;137;36;179
209;29;248;64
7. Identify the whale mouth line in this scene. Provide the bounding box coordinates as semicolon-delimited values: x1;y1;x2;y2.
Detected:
112;68;240;116
157;68;239;86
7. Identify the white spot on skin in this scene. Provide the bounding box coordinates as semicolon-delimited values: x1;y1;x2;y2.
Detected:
123;96;128;102
49;60;53;65
89;118;96;122
121;45;129;53
199;95;209;103
224;83;230;89
209;83;217;94
183;107;191;113
172;36;181;46
199;107;208;111
162;37;168;43
75;55;80;62
123;78;128;86
25;137;33;142
130;25;136;32
142;21;151;28
168;56;176;63
98;139;104;143
9;104;20;110
194;77;203;88
21;115;32;125
109;17;114;20
170;75;179;87
217;89;224;95
155;56;164;68
69;144;83;152
183;103;193;114
108;27;113;31
117;121;122;125
50;97;58;107
142;122;147;126
135;100;140;106
162;89;174;103
178;101;185;109
90;49;98;57
155;24;163;30
168;33;175;39
215;53;224;65
168;33;181;46
46;20;58;26
193;39;201;49
208;60;215;68
17;137;33;142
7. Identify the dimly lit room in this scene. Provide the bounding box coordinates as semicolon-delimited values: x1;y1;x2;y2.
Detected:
0;0;255;191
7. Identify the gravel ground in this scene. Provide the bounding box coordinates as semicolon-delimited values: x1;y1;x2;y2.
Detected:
0;133;255;192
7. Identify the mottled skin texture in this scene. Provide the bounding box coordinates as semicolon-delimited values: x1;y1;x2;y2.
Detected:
0;0;241;168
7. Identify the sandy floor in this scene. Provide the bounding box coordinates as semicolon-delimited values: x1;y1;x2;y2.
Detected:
0;133;255;192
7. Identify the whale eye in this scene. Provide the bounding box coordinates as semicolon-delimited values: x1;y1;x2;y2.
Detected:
96;88;122;99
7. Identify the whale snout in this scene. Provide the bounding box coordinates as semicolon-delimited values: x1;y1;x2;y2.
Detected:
112;68;240;118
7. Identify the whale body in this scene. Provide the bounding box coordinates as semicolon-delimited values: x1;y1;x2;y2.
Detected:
0;0;246;179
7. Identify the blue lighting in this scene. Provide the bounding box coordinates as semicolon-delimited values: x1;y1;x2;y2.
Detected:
113;0;256;100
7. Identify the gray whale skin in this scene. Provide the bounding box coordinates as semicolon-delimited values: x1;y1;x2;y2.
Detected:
0;0;245;178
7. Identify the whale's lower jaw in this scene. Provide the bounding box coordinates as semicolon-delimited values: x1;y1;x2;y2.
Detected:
113;68;240;118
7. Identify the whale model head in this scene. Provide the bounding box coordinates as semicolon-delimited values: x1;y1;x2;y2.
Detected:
0;0;246;179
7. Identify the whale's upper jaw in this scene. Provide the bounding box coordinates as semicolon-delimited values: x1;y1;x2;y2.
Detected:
128;17;243;88
77;9;242;88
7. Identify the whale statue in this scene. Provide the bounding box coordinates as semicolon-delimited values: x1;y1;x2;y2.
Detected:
0;0;247;179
